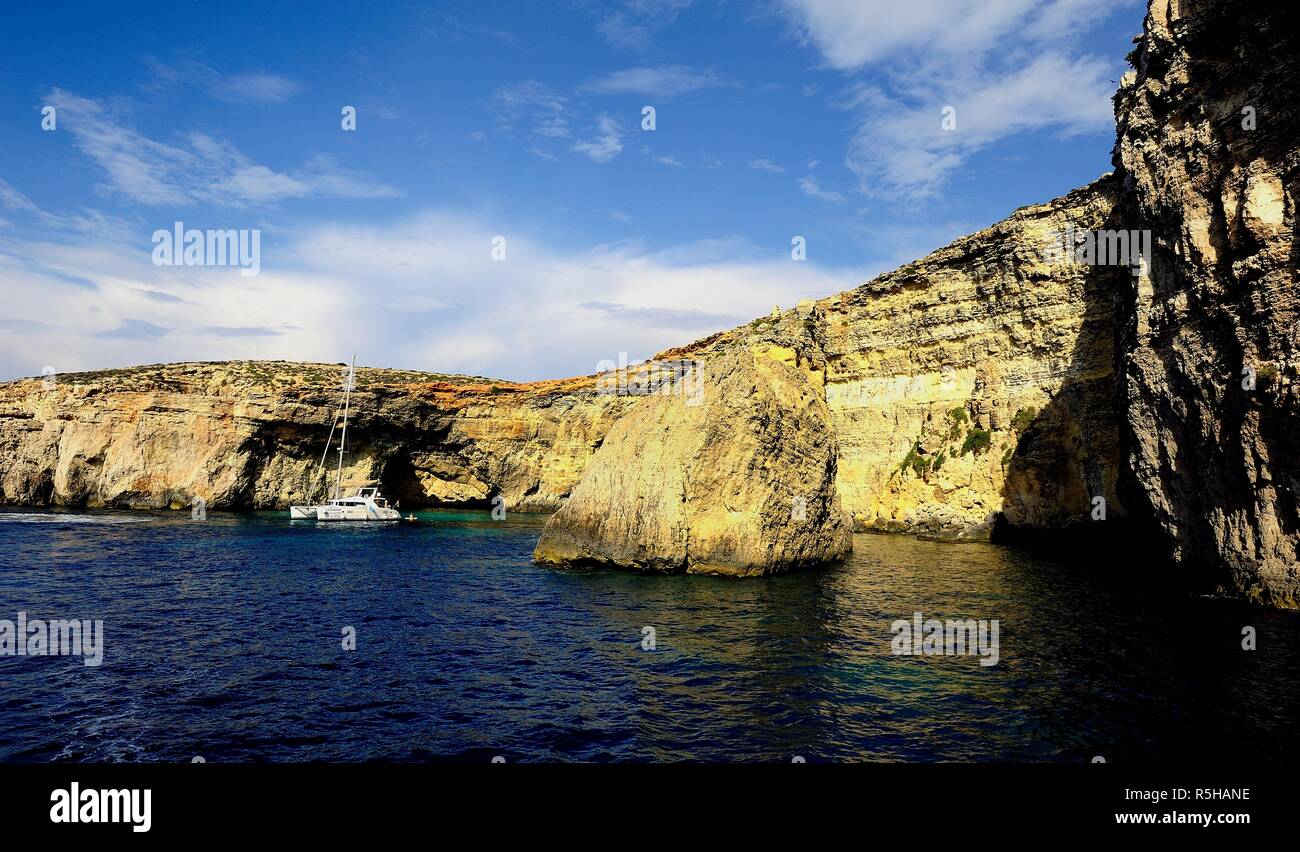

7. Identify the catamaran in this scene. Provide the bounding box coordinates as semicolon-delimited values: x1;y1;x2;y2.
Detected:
289;356;402;522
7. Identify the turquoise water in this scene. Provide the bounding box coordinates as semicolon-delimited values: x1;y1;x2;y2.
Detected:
1;507;1298;762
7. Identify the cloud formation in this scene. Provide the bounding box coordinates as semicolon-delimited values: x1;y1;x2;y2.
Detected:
144;58;302;103
0;204;862;382
779;0;1136;197
571;116;625;163
595;1;696;50
581;65;724;98
44;89;399;207
799;175;846;203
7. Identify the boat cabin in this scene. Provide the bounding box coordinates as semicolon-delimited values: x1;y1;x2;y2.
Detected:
326;487;392;509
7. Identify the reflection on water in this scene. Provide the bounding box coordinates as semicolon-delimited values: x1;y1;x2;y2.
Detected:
1;507;1298;762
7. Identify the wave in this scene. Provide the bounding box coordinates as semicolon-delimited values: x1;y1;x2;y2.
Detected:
0;512;152;525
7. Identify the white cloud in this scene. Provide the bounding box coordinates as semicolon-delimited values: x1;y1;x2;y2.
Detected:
0;179;40;214
581;65;724;98
218;72;302;103
491;81;571;139
799;175;846;203
571;116;624;163
844;53;1115;197
779;0;1137;197
45;89;399;207
0;206;860;382
780;0;1132;71
748;159;786;174
144;58;302;104
418;11;517;45
654;154;683;167
595;1;695;50
381;295;448;313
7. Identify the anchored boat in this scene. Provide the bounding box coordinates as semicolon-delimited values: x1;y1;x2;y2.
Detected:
289;356;401;523
316;486;400;522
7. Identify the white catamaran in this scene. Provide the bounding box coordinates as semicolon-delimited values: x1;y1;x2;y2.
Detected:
289;356;402;522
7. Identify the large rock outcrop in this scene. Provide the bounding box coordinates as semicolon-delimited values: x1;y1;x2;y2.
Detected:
3;0;1297;601
1113;0;1300;606
533;330;852;575
659;176;1128;541
1;173;1127;548
0;361;631;512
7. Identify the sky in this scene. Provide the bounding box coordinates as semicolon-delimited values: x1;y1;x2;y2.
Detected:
0;0;1145;382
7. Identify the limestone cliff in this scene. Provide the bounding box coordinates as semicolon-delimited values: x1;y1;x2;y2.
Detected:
2;174;1127;537
660;176;1128;541
534;328;852;575
1113;0;1300;606
0;361;631;512
0;177;1131;554
4;0;1298;602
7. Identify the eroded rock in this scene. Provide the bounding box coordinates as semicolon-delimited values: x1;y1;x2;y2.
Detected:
1113;0;1300;607
534;333;852;575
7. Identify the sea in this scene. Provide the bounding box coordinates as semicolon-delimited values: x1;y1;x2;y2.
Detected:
2;507;1298;762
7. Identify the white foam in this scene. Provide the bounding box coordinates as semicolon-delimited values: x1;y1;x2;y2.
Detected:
0;512;152;525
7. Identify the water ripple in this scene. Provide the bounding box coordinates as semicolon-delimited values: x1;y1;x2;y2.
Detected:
1;507;1299;762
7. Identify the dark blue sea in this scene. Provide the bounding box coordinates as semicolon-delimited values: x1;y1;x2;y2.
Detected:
2;507;1298;762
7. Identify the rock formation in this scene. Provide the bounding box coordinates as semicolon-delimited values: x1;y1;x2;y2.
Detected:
2;0;1297;601
533;326;852;575
1113;0;1300;607
0;361;631;512
659;176;1128;541
1;174;1126;552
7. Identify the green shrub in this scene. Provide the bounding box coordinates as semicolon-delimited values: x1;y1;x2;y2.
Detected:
946;407;968;441
899;442;932;479
960;428;992;456
1011;407;1038;432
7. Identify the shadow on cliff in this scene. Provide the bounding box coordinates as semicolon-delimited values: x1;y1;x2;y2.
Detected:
376;445;495;510
991;206;1180;587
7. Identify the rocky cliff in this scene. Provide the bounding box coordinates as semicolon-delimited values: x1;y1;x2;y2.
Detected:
1113;0;1300;607
0;361;631;512
3;0;1297;601
1;175;1125;539
659;176;1128;542
0;179;1138;573
534;326;852;575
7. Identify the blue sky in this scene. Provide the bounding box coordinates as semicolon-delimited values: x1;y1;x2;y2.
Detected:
0;0;1145;381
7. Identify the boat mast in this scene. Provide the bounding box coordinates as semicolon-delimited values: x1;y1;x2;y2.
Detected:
334;355;355;500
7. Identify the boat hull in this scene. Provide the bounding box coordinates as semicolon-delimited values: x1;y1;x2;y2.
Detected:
315;505;401;522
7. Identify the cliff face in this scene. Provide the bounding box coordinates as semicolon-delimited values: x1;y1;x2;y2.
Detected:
661;176;1128;541
0;181;1127;544
4;0;1296;602
534;325;852;575
0;361;631;512
1114;0;1300;606
1;173;1126;535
